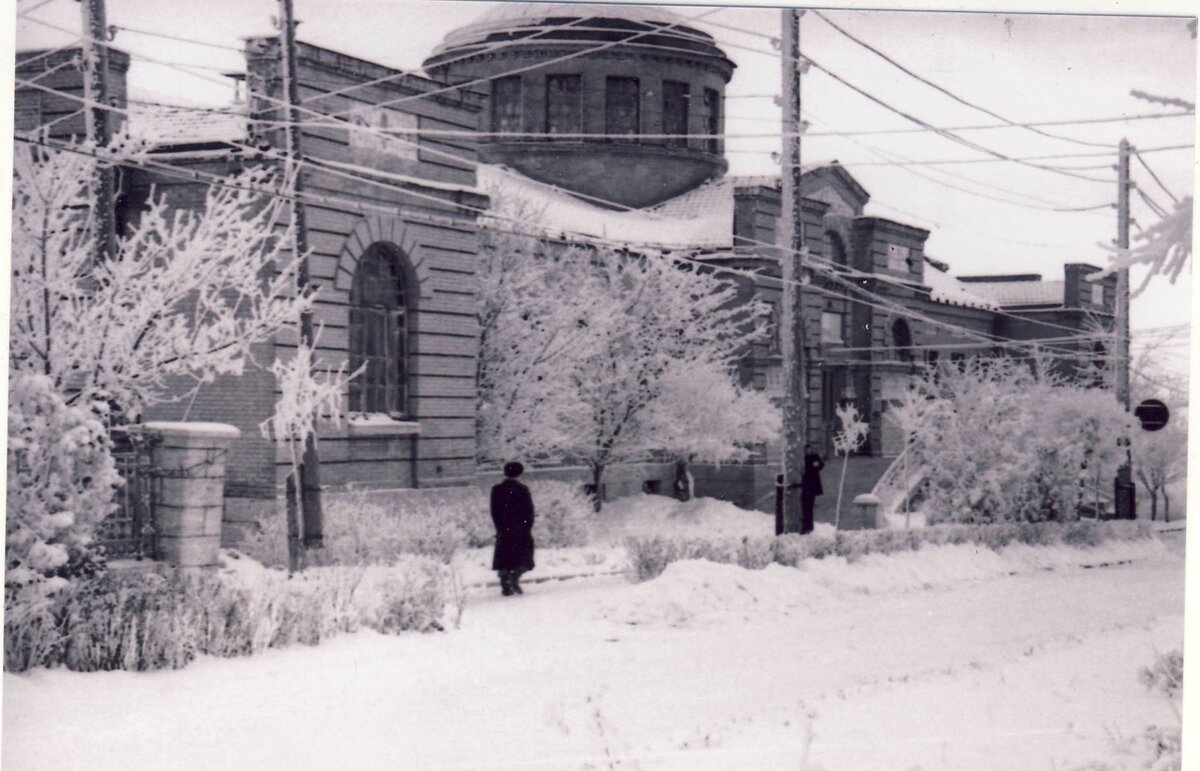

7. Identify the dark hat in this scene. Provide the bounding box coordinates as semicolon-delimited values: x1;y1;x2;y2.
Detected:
503;461;524;479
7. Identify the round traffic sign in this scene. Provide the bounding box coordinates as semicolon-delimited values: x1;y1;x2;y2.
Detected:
1134;399;1169;431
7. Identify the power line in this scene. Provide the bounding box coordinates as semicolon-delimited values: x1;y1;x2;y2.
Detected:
110;24;245;53
1133;149;1182;206
318;7;725;121
18;127;1104;360
17;0;60;18
697;16;1123;185
14;40;1131;350
812;11;1112;150
299;15;606;106
802;111;1115;215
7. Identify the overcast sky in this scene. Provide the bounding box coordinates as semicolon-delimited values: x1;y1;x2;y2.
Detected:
12;0;1196;374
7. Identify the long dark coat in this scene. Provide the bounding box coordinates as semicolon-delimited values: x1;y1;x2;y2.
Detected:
490;478;536;571
802;452;825;497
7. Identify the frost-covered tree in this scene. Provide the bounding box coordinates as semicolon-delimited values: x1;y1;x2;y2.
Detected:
830;403;869;527
478;197;774;509
8;141;323;577
637;358;780;496
9;143;312;421
889;357;1128;523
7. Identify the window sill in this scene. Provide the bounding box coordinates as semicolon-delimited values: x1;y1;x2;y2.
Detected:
347;415;422;438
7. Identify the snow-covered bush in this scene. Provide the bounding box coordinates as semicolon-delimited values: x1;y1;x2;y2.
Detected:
624;520;1154;581
528;480;594;548
3;552;451;672
889;357;1127;524
358;560;447;634
243;482;596;567
1136;650;1183;771
5;374;122;599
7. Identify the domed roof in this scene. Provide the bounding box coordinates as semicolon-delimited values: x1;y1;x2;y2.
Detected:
431;2;722;59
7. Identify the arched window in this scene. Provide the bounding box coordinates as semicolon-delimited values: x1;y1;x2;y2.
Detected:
892;319;913;362
349;244;410;415
826;230;848;267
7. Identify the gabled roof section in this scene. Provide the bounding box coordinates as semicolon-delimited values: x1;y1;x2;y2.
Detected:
729;162;870;210
801;162;870;208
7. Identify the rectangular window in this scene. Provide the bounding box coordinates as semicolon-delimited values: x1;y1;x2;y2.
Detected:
492;76;522;134
605;76;640;138
703;87;720;153
821;311;844;344
545;75;582;136
886;243;911;273
662;80;689;148
1091;282;1105;308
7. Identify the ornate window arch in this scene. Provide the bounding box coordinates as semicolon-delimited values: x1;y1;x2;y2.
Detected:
825;229;848;267
349;243;412;415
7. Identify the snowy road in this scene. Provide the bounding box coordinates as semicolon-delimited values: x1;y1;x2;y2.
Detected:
2;544;1185;771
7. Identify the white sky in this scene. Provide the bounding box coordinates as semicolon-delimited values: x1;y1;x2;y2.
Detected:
11;0;1197;375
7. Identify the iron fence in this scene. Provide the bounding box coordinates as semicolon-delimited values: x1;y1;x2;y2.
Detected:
95;428;159;560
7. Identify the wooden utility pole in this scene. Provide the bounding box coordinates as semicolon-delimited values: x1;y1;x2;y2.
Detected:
279;0;325;556
79;0;117;261
779;8;810;534
1114;138;1136;518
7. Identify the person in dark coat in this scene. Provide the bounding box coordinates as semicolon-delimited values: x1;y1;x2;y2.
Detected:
491;461;535;596
801;444;825;534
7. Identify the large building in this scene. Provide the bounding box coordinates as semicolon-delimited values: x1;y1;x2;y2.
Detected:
15;3;1118;533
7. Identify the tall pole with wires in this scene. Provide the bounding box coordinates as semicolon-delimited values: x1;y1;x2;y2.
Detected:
779;8;809;534
1114;137;1135;519
279;0;325;559
79;0;116;262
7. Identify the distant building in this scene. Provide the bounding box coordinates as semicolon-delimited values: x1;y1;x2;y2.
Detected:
15;2;1119;532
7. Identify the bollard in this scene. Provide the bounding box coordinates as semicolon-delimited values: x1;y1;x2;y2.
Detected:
848;493;881;531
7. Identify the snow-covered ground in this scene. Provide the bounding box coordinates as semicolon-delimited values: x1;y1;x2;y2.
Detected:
3;531;1184;771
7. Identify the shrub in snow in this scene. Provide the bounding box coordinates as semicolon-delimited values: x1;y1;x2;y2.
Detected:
243;489;487;568
528;480;594;548
888;356;1127;524
5;374;122;599
1135;650;1183;771
358;559;447;634
3;552;452;672
243;482;595;567
625;520;1155;581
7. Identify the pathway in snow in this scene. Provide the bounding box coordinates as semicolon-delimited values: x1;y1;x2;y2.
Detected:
2;546;1185;771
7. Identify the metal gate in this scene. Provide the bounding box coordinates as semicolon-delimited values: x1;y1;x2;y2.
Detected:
95;428;159;560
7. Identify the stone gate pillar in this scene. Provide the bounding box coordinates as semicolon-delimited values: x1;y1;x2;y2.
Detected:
143;422;240;569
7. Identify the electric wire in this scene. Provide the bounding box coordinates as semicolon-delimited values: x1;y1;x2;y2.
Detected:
16;128;1102;360
1133;149;1182;206
811;10;1113;150
18;75;1121;345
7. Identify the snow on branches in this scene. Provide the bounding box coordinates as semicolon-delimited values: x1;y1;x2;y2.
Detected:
6;374;122;599
9;142;313;422
1096;195;1192;297
478;192;778;502
888;357;1128;524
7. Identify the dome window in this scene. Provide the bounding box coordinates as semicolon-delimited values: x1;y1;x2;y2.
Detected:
605;76;640;140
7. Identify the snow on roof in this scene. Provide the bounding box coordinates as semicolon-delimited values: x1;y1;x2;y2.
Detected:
127;102;248;147
440;3;695;49
961;280;1066;308
921;265;998;310
478;164;734;250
